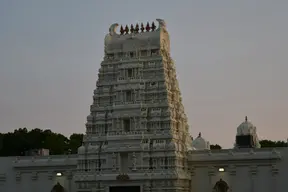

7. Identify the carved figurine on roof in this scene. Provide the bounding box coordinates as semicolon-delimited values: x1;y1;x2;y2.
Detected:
104;19;170;55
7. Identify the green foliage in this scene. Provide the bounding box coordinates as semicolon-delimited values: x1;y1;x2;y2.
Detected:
211;140;288;150
210;144;222;150
259;140;287;148
0;128;83;156
69;133;84;154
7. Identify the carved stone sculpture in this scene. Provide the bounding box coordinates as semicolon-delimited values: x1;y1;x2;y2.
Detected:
108;23;119;36
112;152;116;170
132;152;137;170
156;18;166;29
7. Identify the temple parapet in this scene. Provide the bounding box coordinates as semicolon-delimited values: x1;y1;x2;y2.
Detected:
188;148;281;162
12;155;78;168
109;19;166;36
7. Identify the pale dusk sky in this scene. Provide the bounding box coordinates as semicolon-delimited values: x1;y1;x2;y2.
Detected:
0;0;287;148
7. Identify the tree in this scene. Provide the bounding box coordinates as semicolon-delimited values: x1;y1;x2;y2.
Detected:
210;144;222;150
0;133;3;151
209;140;288;150
43;133;70;155
260;140;287;148
0;128;72;156
69;133;84;154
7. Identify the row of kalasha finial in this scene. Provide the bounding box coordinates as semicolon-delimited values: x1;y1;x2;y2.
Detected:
119;22;157;35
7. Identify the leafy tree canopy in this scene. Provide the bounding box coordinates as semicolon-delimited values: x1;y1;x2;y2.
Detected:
210;144;222;150
0;128;83;156
210;140;288;150
259;140;287;148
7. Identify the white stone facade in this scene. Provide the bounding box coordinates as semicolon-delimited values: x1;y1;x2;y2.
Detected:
75;18;191;192
0;19;287;192
1;147;287;192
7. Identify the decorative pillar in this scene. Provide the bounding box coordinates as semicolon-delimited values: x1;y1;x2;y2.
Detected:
15;171;21;192
189;166;195;192
144;181;151;192
229;165;236;192
66;171;73;192
15;171;21;182
47;171;53;180
117;152;120;172
208;166;215;189
31;171;38;192
0;173;6;188
271;164;279;192
132;152;137;171
249;165;257;192
133;117;136;131
31;171;38;181
112;152;116;171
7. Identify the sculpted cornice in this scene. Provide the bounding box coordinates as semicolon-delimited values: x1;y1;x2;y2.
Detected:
13;155;78;168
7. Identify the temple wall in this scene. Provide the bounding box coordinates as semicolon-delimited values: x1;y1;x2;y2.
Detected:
188;148;288;192
1;148;288;192
0;155;77;192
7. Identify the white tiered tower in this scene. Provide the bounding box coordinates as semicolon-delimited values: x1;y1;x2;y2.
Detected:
75;19;192;192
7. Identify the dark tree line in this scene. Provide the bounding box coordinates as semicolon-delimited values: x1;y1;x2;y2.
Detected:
210;144;222;150
0;128;287;156
259;139;287;148
210;140;288;150
0;128;83;156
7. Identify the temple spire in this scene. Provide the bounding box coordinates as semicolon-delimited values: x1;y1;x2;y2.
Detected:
198;132;201;137
245;116;248;122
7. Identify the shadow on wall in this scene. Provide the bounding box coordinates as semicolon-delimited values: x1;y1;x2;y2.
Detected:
51;182;66;192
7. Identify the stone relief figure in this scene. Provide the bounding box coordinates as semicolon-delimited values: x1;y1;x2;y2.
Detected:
109;23;119;36
156;19;166;29
51;182;66;192
212;179;229;192
112;152;117;170
132;152;137;170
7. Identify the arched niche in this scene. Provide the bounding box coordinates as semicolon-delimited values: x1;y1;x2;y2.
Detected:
51;182;66;192
212;179;229;192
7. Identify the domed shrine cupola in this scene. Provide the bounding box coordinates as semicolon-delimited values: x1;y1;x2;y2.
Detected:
77;144;85;154
235;116;261;148
192;132;210;150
